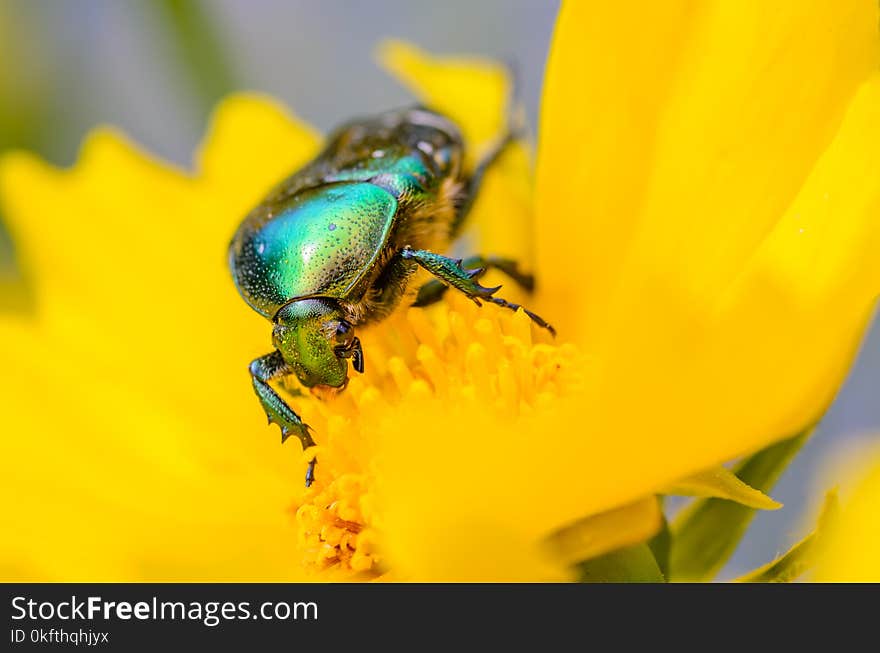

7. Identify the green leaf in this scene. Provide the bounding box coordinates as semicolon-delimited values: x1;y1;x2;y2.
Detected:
663;465;781;510
667;429;811;582
736;490;838;583
647;502;671;578
578;543;665;583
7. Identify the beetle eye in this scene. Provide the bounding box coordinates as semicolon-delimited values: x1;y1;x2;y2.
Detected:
334;321;353;343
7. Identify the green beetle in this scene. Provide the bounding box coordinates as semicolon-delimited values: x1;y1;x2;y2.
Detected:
229;106;553;486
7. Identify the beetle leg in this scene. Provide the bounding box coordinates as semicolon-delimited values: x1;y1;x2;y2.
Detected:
451;130;518;236
249;351;317;487
413;255;534;307
452;77;526;236
401;247;555;336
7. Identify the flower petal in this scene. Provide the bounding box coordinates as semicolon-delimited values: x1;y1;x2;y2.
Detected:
534;2;880;512
537;0;879;338
0;96;323;579
0;96;325;439
0;320;306;580
663;466;781;511
376;39;509;158
375;391;661;581
196;93;321;219
543;497;661;566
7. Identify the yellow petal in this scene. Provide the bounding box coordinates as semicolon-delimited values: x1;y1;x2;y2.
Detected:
196;93;321;219
376;39;509;158
537;0;879;339
0;95;323;437
531;2;880;509
543;497;661;566
380;517;569;583
0;322;305;580
536;1;695;334
0;96;323;580
664;466;781;511
359;299;659;580
814;446;880;581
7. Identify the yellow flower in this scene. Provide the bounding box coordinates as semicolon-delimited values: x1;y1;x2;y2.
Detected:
0;45;652;581
2;0;879;581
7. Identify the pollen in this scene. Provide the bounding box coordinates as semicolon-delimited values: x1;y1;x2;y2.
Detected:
285;290;583;577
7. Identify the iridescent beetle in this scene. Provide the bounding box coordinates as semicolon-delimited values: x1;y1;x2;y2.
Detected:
229;105;554;485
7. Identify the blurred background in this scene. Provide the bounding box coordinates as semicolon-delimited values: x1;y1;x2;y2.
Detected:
1;0;877;580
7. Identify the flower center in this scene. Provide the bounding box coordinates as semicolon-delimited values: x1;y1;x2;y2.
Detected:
286;291;581;577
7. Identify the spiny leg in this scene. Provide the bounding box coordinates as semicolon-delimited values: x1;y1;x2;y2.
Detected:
451;126;522;237
401;247;555;336
450;60;526;236
451;64;527;235
249;351;317;486
413;255;534;307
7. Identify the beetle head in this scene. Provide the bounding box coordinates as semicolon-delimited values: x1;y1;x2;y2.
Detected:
273;298;363;389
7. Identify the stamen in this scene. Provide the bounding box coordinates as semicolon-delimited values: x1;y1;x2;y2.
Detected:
284;294;581;576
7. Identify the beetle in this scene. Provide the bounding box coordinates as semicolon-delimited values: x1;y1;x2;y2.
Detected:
229;105;554;486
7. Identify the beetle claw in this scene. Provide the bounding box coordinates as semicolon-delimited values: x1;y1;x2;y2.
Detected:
474;283;502;298
280;422;312;444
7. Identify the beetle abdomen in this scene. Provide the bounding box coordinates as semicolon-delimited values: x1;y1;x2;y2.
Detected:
229;181;397;318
